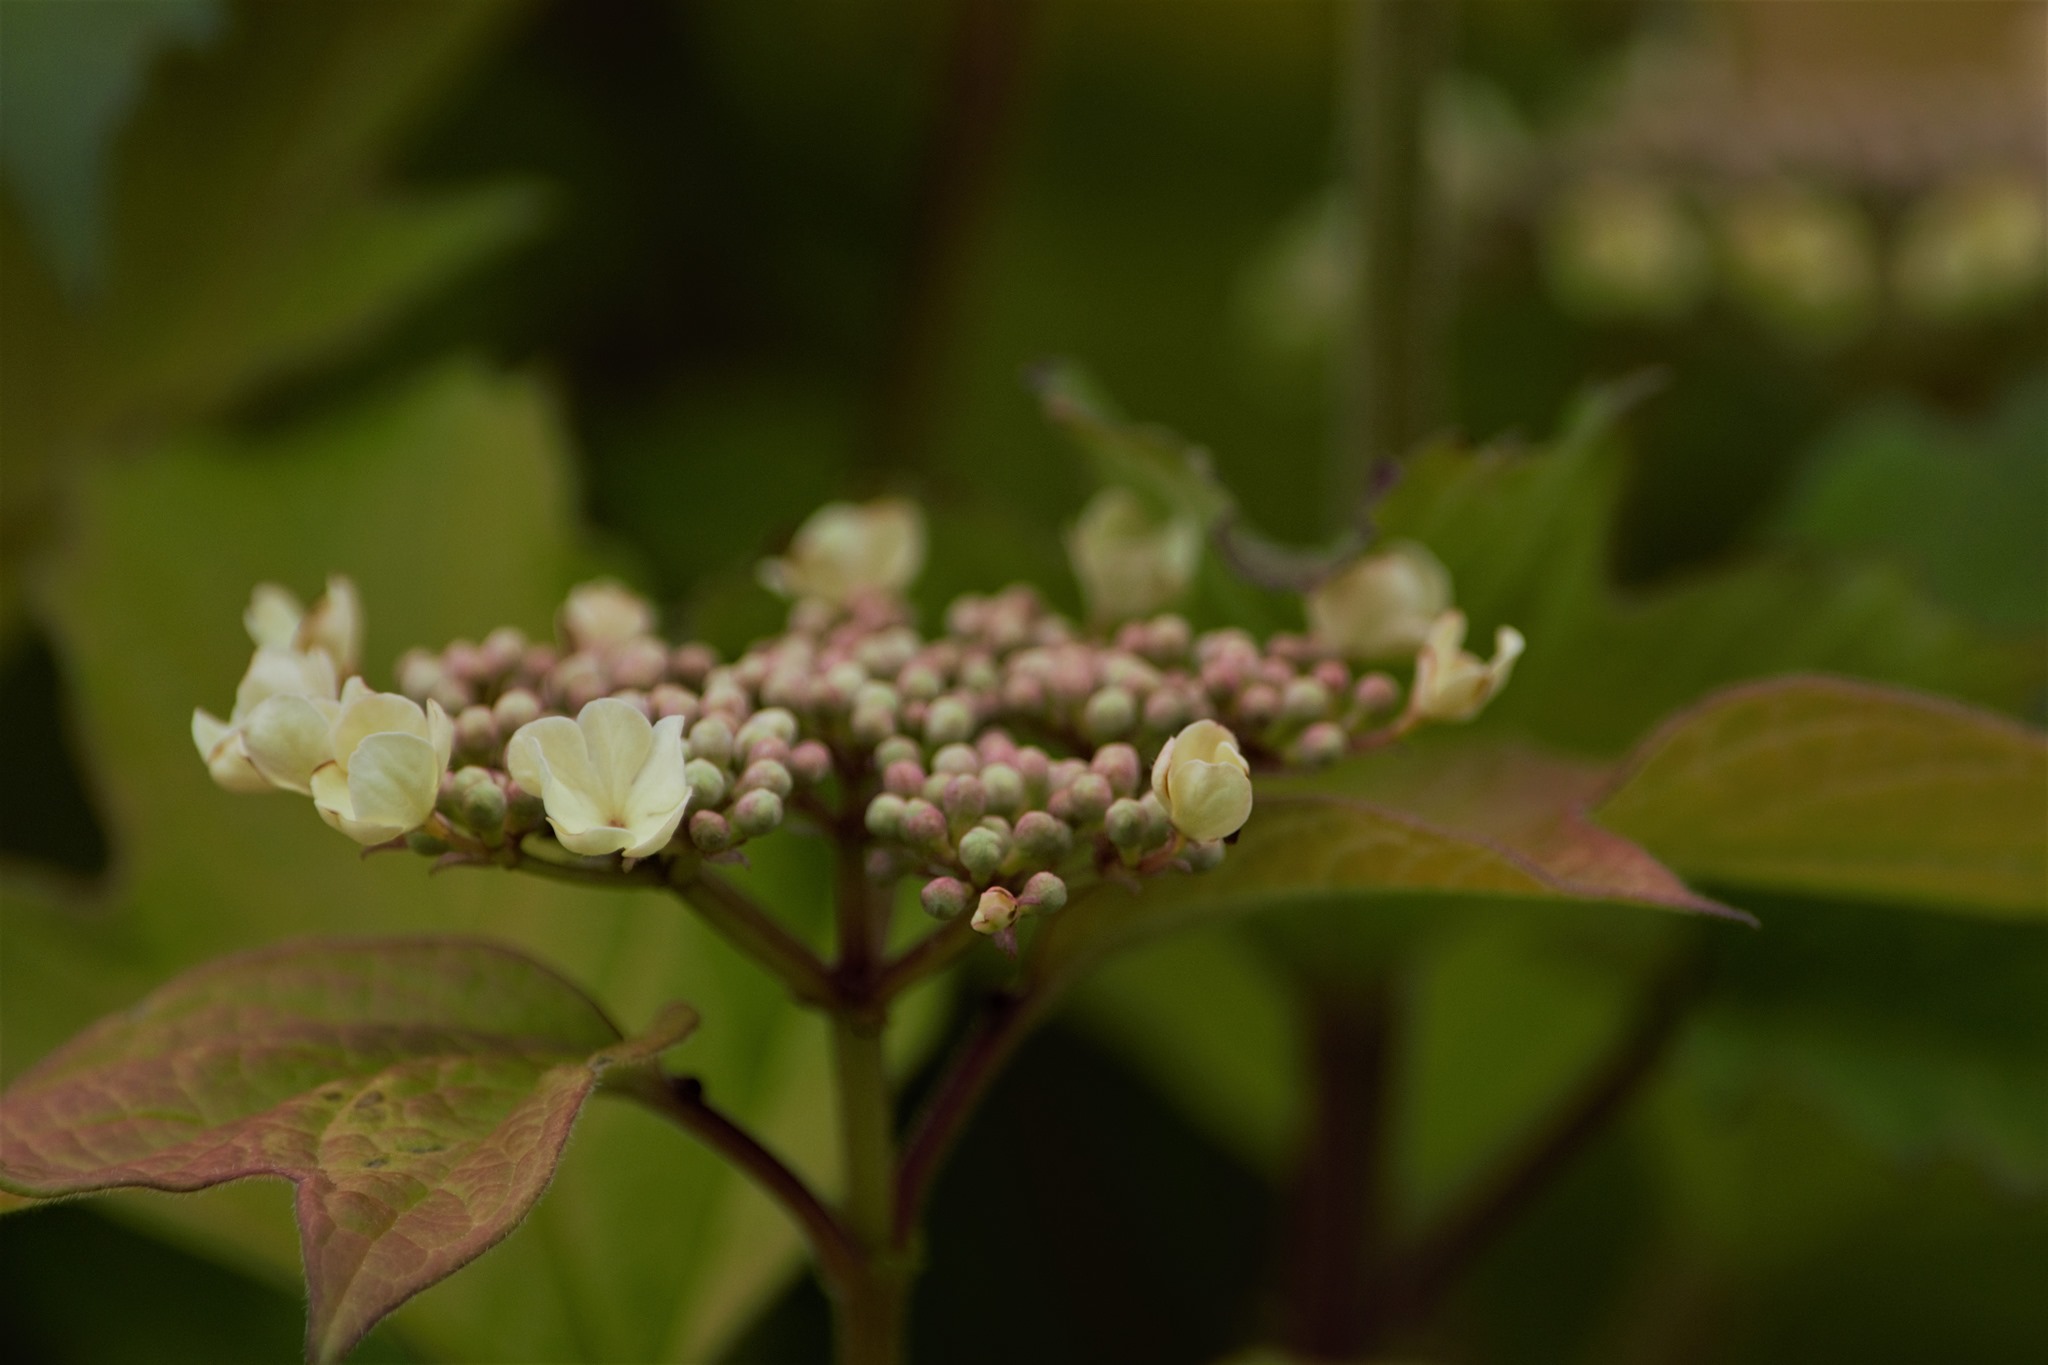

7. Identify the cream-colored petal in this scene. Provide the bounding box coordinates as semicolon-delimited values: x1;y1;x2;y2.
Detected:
621;715;689;833
243;584;303;650
342;732;442;839
1169;759;1254;842
233;646;338;717
299;576;363;675
197;722;274;794
553;820;636;857
1151;734;1177;804
621;796;689;859
192;709;231;762
577;698;654;813
331;691;429;768
507;716;608;834
242;693;340;794
310;762;352;820
426;698;454;772
560;580;655;651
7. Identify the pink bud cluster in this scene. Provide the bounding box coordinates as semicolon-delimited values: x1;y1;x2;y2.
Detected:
388;582;1404;948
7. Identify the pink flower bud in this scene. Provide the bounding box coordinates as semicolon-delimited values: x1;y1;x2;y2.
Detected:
689;810;734;852
611;637;670;690
932;743;981;776
670;643;719;687
492;687;543;733
1353;671;1401;716
1090;742;1141;798
1236;682;1281;728
649;683;700;723
788;740;833;786
922;876;972;921
883;759;927;798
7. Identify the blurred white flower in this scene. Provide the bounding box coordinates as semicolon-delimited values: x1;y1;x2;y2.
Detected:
1306;542;1454;660
559;580;657;653
1407;610;1523;724
1150;719;1253;843
506;698;691;858
240;678;452;844
1067;487;1203;624
242;575;361;676
759;498;926;605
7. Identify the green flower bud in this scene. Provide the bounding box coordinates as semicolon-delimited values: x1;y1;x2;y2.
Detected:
688;716;735;768
865;792;907;840
1062;772;1113;826
921;876;972;921
1104;797;1148;850
924;694;974;747
1281;677;1332;724
491;687;542;734
899;798;950;853
1020;870;1067;914
980;761;1025;817
684;758;729;810
1082;685;1137;742
730;788;785;839
850;702;898;747
450;766;507;844
736;707;798;751
406;828;451;857
689;809;734;853
932;742;980;776
1183;839;1226;872
874;735;922;771
958;826;1009;885
1290;721;1348;768
738;758;794;800
1012;810;1073;870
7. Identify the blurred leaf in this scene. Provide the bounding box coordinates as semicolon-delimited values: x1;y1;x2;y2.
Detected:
1031;358;1234;527
1377;392;2043;753
0;937;692;1364
0;0;220;295
0;363;860;1362
1597;676;2048;918
1774;379;2048;631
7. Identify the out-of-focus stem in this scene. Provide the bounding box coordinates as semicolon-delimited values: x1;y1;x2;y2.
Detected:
1336;0;1454;521
670;868;840;1007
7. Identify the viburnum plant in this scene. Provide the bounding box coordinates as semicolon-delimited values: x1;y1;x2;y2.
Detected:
1;476;1545;1362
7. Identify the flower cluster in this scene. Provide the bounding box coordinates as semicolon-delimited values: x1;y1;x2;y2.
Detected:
195;499;1521;952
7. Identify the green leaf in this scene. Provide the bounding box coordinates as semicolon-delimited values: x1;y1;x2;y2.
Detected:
0;937;692;1364
1596;676;2048;917
1032;742;1741;994
1377;393;2042;753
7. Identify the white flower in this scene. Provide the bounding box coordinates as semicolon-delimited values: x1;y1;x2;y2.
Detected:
242;575;362;676
192;646;340;793
1305;542;1453;660
241;678;453;844
1407;610;1524;724
1066;487;1203;624
506;698;691;858
560;580;657;653
970;886;1021;936
759;498;926;605
1150;719;1253;843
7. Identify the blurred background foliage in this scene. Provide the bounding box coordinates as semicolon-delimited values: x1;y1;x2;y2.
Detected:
0;1;2042;1362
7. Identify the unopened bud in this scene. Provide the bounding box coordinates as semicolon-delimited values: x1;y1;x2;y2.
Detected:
1143;686;1192;732
866;793;907;839
1143;615;1192;664
737;707;798;753
1012;810;1073;869
670;643;719;687
851;702;898;747
398;649;443;700
958;826;1009;884
900;799;949;853
730;788;785;839
922;876;973;921
1013;747;1052;804
874;735;922;770
1020;871;1067;914
406;828;451;857
980;762;1025;817
450;766;507;844
493;687;543;733
1104;797;1148;850
932;742;980;777
685;758;729;810
941;775;988;834
1291;721;1348;768
1138;792;1172;848
702;676;751;720
738;759;794;800
924;694;975;747
1090;742;1141;798
506;782;545;831
788;740;833;786
971;886;1021;935
479;626;528;678
1236;682;1281;728
897;662;944;701
1064;772;1114;826
1002;672;1048;713
1353;671;1401;716
1281;677;1332;724
688;716;735;768
746;735;791;770
689;809;734;853
1082;685;1137;742
883;760;927;797
455;705;498;759
611;636;669;690
1182;839;1227;872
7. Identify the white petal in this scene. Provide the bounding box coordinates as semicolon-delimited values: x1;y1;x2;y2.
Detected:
192;709;231;762
426;698;454;772
299;576;363;676
233;646;337;717
331;690;428;767
1151;734;1177;804
553;821;636;857
507;716;608;835
242;693;339;794
342;732;442;839
577;698;654;813
622;715;689;833
311;762;352;820
622;794;689;859
243;584;303;650
1170;760;1254;842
